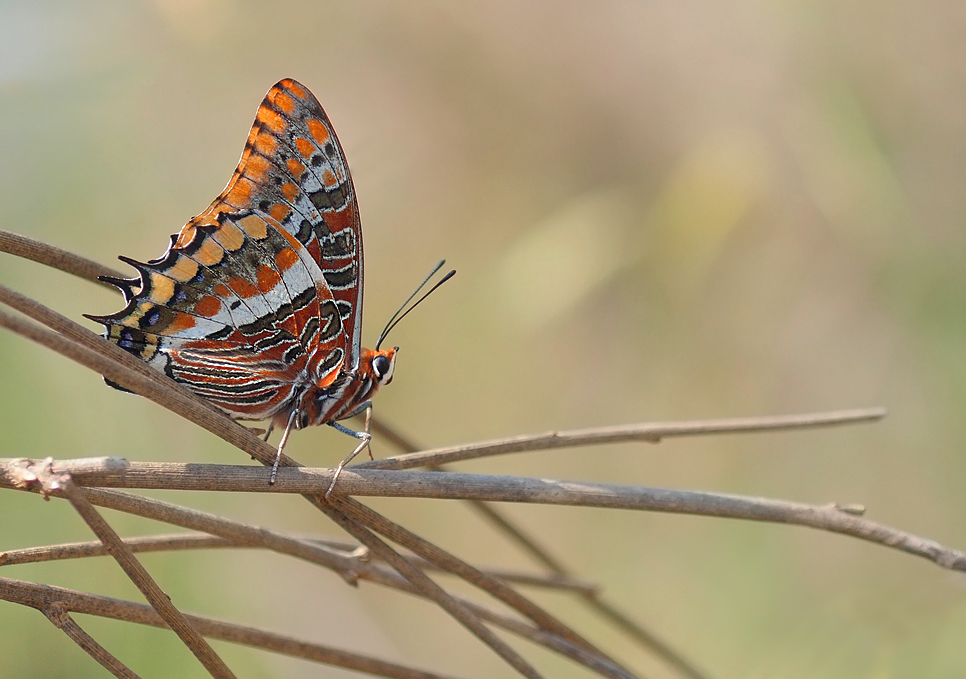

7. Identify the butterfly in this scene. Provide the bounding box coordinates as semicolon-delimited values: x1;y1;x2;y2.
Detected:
86;79;452;489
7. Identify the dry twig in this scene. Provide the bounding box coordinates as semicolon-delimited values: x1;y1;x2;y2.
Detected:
4;458;962;572
0;577;466;679
0;229;125;287
0;533;596;593
362;408;885;470
42;602;143;679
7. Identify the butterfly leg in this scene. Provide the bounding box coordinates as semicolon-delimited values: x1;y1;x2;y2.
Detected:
364;406;374;461
325;412;372;499
262;422;275;442
336;399;375;460
269;409;299;485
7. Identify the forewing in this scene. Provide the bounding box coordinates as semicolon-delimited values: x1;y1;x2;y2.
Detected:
86;80;363;419
182;78;365;371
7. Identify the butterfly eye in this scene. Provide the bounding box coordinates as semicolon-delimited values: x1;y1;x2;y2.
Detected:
372;354;392;382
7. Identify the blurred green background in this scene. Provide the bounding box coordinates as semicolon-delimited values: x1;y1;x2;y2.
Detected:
2;1;966;677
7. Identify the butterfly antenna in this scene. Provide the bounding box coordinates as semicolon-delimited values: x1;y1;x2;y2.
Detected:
376;262;456;350
380;260;445;334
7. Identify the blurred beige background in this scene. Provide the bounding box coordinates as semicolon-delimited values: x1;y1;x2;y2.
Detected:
2;1;966;677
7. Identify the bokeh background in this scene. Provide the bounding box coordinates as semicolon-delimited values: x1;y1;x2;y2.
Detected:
2;1;966;677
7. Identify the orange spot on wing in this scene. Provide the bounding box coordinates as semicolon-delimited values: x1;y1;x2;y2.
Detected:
168;256;199;282
223;178;254;207
242;155;271;183
149;273;175;304
253;131;277;156
245;125;259;146
257;105;286;133
285;81;308;99
294;137;315;160
256;265;281;293
167;312;196;333
229;276;259;298
306;119;330;147
274;92;296;114
275;247;299;271
321;169;337;187
281;182;299;201
316;364;342;388
213;283;231;297
269;203;291;223
195;238;225;267
214;222;245;251
286;158;306;179
236;214;268;239
194;295;222;317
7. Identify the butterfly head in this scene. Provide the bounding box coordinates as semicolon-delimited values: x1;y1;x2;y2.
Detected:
323;346;396;423
368;346;397;387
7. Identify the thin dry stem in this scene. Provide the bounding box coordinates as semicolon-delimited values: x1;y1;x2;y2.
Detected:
0;229;125;288
1;577;467;679
360;408;886;471
42;602;144;679
0;533;597;594
6;458;961;573
0;534;238;566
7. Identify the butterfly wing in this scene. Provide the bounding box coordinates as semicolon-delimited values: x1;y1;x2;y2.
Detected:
86;79;364;420
190;79;365;370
